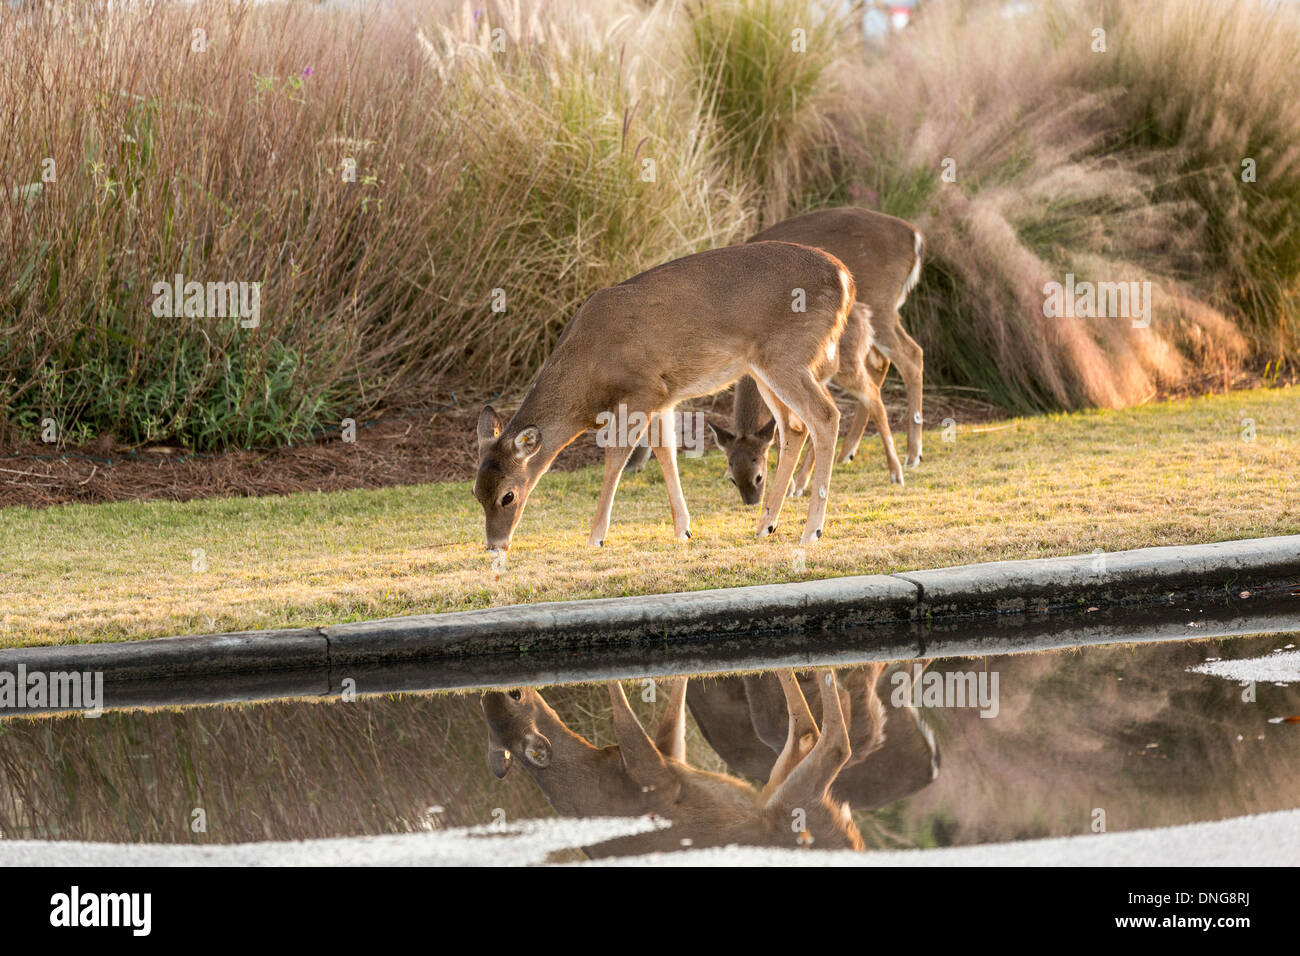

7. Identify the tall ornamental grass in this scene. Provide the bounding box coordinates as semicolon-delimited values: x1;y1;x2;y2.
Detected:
2;0;1297;447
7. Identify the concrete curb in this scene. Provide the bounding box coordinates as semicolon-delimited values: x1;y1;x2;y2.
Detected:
1;534;1297;683
0;628;327;681
324;573;917;665
899;535;1300;619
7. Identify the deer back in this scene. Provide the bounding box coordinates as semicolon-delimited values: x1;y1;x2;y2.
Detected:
748;207;922;315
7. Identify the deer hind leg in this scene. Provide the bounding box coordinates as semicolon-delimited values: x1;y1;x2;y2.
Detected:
761;669;855;834
842;357;904;486
746;378;806;539
897;329;924;468
801;668;852;792
760;669;821;803
649;407;691;541
755;367;840;545
842;662;887;768
874;315;924;468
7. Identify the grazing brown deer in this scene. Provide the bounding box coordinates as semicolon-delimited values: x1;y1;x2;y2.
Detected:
474;242;856;551
704;208;925;500
480;670;863;857
710;303;898;503
686;663;941;810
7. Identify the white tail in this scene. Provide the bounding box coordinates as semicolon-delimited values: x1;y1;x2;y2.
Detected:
897;226;925;313
474;241;855;550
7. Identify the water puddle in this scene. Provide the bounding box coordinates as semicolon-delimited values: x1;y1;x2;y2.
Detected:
2;625;1298;862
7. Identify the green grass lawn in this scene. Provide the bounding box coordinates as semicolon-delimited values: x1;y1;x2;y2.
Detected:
3;385;1298;648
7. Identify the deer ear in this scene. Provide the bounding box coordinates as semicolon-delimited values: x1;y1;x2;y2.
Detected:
489;744;513;779
513;426;541;461
522;731;552;768
708;420;735;450
755;417;777;445
478;406;505;447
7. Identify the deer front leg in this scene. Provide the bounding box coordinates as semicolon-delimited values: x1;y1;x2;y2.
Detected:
837;401;870;466
863;382;904;485
650;407;692;540
748;378;804;538
794;388;839;546
607;680;678;800
838;346;888;467
742;673;790;753
790;442;815;498
652;677;688;763
760;422;807;539
624;441;654;474
588;441;636;547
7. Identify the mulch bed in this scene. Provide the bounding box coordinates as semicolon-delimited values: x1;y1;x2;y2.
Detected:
6;356;1293;511
0;386;1008;510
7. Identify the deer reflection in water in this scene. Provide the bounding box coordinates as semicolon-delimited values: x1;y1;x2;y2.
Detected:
481;669;863;857
687;663;940;812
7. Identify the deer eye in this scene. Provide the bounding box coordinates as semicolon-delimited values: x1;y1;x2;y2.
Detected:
501;491;515;507
508;690;522;701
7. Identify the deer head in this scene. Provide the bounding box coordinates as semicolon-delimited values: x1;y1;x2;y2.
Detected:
710;416;776;507
474;405;550;552
481;686;553;779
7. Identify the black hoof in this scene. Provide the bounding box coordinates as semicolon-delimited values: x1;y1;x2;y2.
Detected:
815;528;822;539
685;530;692;539
848;454;855;462
767;524;776;535
597;539;604;548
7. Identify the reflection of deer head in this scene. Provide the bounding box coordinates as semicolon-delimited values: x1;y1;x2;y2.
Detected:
687;663;940;810
480;670;863;856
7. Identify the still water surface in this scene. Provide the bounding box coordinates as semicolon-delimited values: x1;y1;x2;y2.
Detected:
1;631;1297;860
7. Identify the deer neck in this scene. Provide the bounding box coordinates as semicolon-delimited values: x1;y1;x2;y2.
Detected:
507;362;593;471
521;722;647;818
733;375;772;432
